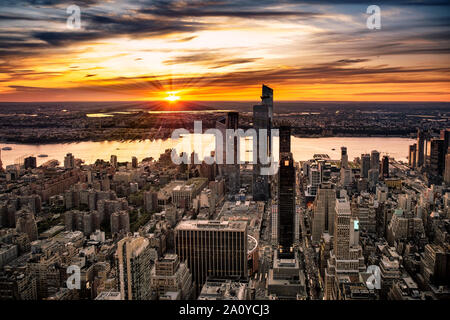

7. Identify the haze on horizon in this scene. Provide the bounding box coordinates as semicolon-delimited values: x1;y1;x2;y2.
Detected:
0;0;449;102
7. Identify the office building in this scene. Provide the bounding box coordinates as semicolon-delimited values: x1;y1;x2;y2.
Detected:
110;155;118;168
445;152;450;184
312;183;336;244
150;254;194;300
267;251;307;300
115;235;153;300
409;144;417;168
64;153;75;169
24;156;37;169
279;126;291;153
278;152;295;251
216;112;240;195
253;85;273;201
341;147;348;169
381;155;389;179
416;129;426;168
429;139;445;177
131;156;138;168
360;154;371;178
370;150;380;170
324;197;365;300
175;220;247;295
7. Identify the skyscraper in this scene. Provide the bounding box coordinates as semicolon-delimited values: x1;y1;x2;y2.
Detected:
253;85;273;201
381;155;389;179
324;196;365;300
312;183;336;243
216;112;240;195
279;125;291;154
445;151;450;185
110;155;118;168
64;153;75;169
440;128;450;153
150;254;194;300
360;154;371;178
370;150;380;170
115;235;153;300
24;156;37;169
0;149;2;172
429;139;445;177
175;220;248;296
409;144;417;168
131;156;138;168
416;129;426;168
278;152;295;251
341;147;348;169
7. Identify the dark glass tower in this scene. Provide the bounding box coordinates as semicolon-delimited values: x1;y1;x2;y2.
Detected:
253;84;273;201
278;152;295;251
279;125;291;154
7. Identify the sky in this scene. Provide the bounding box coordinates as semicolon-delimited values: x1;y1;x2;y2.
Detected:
0;0;449;102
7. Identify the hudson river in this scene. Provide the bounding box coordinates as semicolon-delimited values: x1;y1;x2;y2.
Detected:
0;136;415;167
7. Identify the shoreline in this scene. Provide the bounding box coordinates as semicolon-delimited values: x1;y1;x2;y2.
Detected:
0;133;414;146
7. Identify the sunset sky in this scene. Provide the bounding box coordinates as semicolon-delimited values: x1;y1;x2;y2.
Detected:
0;0;449;102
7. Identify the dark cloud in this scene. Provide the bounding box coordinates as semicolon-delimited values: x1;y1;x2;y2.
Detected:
4;0;101;6
31;13;203;46
336;59;370;64
139;0;321;19
163;51;261;68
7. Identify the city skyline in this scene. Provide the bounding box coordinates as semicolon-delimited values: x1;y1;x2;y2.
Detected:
0;0;449;306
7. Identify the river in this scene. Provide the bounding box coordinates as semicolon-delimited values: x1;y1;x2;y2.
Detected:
0;136;415;167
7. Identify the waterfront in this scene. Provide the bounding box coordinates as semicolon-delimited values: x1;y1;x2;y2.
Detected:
0;136;415;167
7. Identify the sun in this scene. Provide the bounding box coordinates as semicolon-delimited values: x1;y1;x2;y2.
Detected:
164;91;180;102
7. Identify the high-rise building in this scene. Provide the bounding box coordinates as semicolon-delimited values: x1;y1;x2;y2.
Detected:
110;211;130;235
416;129;426;168
445;152;450;185
150;254;194;300
115;235;153;300
429;139;445;177
15;209;38;241
381;155;389;179
253;85;273;201
312;183;336;244
370;150;380;170
278;152;295;251
267;250;307;300
368;168;379;190
110;155;118;168
131;156;138;168
341;147;348;169
24;156;37;169
175;220;247;296
216;112;240;195
0;149;3;172
360;154;371;178
324;196;365;300
64;153;75;169
306;165;321;197
440;128;450;153
409;144;417;168
279;126;291;153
